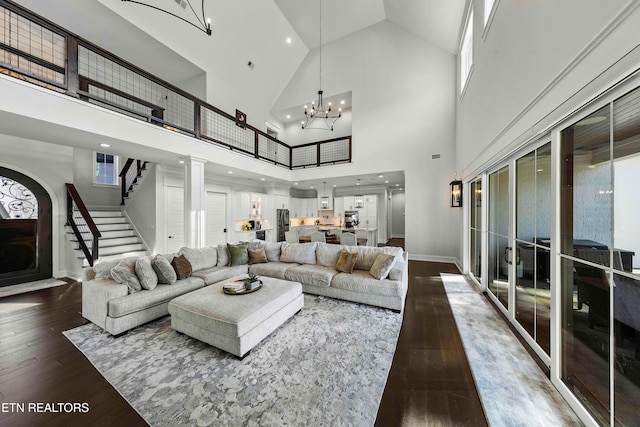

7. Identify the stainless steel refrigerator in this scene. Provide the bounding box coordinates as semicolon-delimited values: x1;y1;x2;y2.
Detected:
276;209;289;242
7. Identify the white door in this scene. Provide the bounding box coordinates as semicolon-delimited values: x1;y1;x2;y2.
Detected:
206;191;227;245
166;185;184;253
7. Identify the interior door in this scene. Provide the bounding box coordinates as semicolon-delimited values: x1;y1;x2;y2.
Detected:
206;191;227;245
487;165;511;311
165;185;184;253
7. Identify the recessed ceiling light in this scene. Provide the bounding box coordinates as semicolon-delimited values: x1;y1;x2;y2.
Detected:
228;171;233;174
286;37;292;44
399;188;404;191
99;143;110;148
356;182;360;186
261;178;265;181
385;180;389;184
179;160;185;164
310;186;314;189
378;175;383;178
294;182;298;185
333;184;336;187
537;169;543;172
286;114;291;119
395;184;399;186
340;100;345;105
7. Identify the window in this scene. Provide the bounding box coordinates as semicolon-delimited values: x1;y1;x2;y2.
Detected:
460;9;474;94
94;152;119;186
484;0;496;27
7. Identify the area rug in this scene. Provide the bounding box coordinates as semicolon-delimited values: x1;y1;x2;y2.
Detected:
0;278;67;298
63;294;402;427
440;273;583;427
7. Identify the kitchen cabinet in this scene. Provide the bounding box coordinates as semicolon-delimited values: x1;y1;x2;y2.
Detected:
343;196;355;211
307;198;318;217
334;197;344;217
290;197;318;218
274;195;290;210
233;192;263;219
359;195;377;228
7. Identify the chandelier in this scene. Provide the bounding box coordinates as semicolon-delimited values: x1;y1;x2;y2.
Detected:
301;0;341;131
121;0;212;36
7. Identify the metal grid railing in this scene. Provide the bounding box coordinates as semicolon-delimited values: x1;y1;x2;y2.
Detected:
0;0;352;170
0;4;65;89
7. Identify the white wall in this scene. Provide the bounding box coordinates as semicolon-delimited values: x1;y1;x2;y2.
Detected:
276;21;459;262
456;0;640;262
124;163;157;254
0;134;80;278
72;148;121;209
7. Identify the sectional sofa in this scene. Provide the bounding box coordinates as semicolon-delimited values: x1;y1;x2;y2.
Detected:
81;241;408;336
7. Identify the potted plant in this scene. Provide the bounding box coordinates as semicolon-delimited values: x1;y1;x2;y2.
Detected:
244;273;261;290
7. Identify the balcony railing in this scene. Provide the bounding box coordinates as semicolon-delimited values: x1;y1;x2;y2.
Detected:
0;0;351;170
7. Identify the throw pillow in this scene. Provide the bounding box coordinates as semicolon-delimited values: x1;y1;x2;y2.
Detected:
264;243;281;262
217;244;230;267
171;254;192;280
111;258;142;293
248;247;268;265
178;246;217;271
335;250;358;274
93;259;121;280
280;242;317;265
227;242;249;266
152;255;177;285
369;254;397;280
135;256;158;290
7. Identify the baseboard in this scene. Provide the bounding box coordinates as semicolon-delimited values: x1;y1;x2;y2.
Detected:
58;270;82;281
391;234;405;238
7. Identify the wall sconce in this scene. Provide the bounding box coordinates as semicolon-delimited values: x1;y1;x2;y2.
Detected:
450;180;462;207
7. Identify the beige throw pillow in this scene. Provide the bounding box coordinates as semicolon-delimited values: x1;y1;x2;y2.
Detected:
248;247;268;265
369;254;397;280
335;250;358;274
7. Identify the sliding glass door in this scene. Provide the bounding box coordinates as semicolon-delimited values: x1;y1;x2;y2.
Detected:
487;166;510;311
469;179;482;282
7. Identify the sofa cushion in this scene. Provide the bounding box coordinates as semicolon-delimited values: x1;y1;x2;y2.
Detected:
217;244;230;267
249;262;298;280
111;258;142;294
335;250;358;274
280;242;317;265
248;247;268;265
264;243;281;262
152;255;177;285
285;264;338;288
331;270;405;297
369;254;397;280
135;256;158;290
227;242;249;266
316;243;347;267
192;265;249;286
388;253;407;281
349;246;403;271
179;246;218;271
172;254;192;280
108;276;204;317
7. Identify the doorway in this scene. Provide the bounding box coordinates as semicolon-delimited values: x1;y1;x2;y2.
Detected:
0;167;52;286
206;191;227;245
165;185;184;253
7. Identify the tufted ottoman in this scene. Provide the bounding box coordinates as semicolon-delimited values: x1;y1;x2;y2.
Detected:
168;275;303;358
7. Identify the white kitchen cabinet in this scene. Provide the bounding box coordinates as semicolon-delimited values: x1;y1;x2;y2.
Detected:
290;197;300;218
334;197;344;217
307;198;318;217
343;196;355;211
274;195;290;210
361;194;377;228
233;192;263;219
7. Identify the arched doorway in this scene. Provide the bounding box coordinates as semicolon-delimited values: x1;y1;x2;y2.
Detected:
0;167;52;287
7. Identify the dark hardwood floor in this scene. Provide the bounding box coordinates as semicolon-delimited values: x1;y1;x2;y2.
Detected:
0;252;487;426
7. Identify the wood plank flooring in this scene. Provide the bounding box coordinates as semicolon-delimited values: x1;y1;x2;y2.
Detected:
0;255;487;426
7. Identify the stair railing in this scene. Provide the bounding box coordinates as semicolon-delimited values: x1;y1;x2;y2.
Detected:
65;183;101;266
119;158;146;205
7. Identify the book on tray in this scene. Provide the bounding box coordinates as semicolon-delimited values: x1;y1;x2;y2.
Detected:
223;281;246;293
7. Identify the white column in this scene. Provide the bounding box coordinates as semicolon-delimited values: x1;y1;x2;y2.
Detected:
184;156;207;248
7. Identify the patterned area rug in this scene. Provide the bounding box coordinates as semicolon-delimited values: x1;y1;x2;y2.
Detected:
63;294;402;426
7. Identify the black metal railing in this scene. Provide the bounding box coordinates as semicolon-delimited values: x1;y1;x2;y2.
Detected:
119;158;148;205
65;183;101;266
0;0;352;169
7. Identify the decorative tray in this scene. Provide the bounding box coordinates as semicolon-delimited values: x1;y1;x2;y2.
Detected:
222;280;263;295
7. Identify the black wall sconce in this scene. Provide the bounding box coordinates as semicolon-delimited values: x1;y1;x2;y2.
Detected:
450;180;462;207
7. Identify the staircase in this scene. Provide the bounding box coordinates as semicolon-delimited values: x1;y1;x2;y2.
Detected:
67;210;147;266
120;159;150;205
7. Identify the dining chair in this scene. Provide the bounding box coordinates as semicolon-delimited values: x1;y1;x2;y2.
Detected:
340;232;357;246
285;231;299;243
355;228;368;245
309;231;326;243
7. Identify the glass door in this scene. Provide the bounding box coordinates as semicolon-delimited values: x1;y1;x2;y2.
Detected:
469;179;482;282
488;166;510;311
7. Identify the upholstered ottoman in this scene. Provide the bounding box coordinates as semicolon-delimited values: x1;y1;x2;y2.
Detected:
168;275;303;358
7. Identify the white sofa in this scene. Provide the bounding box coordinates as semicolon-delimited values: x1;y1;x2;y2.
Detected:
81;241;408;336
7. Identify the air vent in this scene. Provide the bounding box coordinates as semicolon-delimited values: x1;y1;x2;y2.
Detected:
174;0;187;9
432;153;441;160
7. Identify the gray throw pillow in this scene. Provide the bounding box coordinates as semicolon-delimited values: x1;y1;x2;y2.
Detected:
111;258;142;293
152;255;177;284
264;243;281;262
369;254;397;280
135;256;158;290
93;259;121;280
217;244;230;267
227;242;249;266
